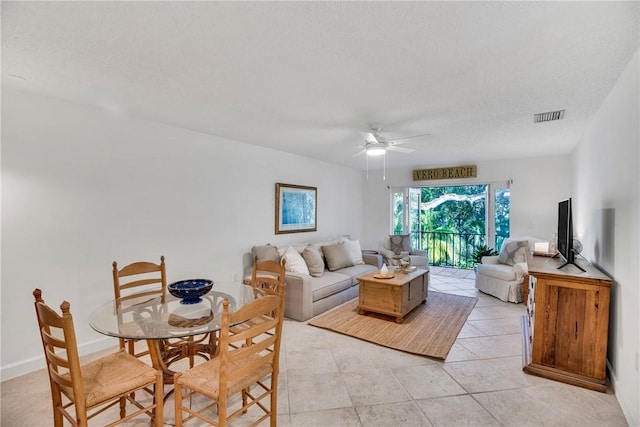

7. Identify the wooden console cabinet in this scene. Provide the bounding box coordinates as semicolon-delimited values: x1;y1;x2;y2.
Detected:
521;255;612;392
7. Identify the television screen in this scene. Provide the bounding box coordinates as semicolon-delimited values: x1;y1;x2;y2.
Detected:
557;198;572;263
557;198;584;271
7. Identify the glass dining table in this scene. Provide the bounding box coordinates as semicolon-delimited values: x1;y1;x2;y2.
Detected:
89;281;257;385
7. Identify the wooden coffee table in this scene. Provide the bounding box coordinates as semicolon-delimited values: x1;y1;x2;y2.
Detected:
356;268;429;323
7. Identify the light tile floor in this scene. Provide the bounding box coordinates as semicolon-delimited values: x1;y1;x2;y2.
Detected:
2;267;629;426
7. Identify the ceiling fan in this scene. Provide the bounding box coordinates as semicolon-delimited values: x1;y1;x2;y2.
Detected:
354;128;431;157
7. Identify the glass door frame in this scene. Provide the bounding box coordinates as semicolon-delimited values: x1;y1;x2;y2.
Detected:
390;181;510;251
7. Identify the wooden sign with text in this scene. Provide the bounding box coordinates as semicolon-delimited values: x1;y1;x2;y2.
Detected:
413;165;477;181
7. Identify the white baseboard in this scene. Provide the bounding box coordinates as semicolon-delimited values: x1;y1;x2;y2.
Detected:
607;359;639;427
0;337;114;382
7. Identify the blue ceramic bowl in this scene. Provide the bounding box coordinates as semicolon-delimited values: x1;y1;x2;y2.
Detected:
168;279;213;304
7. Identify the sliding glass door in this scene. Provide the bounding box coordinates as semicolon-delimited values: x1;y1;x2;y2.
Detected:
391;183;510;268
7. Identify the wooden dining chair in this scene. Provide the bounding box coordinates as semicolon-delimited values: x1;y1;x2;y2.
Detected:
112;256;167;359
173;282;286;427
230;257;286;345
249;256;286;297
113;256;215;366
32;288;163;427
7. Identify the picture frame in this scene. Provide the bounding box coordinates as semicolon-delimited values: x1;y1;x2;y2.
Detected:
275;183;317;234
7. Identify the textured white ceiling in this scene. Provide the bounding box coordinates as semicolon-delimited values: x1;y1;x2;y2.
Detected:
3;1;639;170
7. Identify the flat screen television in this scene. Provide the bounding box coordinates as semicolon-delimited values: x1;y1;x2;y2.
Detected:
556;198;585;272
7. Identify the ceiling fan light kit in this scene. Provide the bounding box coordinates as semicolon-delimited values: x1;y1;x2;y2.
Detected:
366;146;386;156
358;128;431;180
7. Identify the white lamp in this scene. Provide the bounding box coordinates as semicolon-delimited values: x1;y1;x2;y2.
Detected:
366;146;386;156
364;143;387;181
534;242;550;253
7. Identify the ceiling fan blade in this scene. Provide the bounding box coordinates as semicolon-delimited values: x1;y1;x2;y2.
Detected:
359;132;378;144
353;148;367;157
387;145;414;154
388;133;431;145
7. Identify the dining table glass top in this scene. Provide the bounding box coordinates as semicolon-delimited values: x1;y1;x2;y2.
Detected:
89;282;256;340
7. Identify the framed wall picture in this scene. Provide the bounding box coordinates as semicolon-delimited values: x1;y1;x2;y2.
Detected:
275;183;317;234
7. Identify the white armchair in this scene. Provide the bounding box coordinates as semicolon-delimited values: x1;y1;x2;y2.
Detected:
379;235;429;267
474;237;542;303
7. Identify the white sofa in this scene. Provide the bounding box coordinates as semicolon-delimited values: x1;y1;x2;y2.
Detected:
245;237;383;321
474;237;541;303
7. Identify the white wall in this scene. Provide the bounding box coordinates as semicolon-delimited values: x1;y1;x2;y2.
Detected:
4;59;637;423
572;50;639;426
360;155;572;251
1;88;365;380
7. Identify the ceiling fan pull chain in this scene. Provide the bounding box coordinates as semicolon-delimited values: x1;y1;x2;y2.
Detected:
383;152;386;181
366;153;369;180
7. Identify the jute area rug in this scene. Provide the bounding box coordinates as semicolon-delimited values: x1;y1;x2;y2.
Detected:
308;292;477;360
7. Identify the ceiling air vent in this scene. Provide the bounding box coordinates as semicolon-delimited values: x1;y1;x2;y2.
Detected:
534;110;565;123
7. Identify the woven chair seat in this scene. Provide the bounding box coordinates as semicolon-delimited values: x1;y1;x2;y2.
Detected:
63;351;159;407
178;353;272;398
229;314;272;333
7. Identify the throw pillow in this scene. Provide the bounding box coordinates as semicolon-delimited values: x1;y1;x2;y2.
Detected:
282;246;310;275
315;239;340;265
302;244;325;277
276;244;306;258
251;244;279;264
322;242;354;271
339;236;365;265
498;239;529;266
389;234;413;255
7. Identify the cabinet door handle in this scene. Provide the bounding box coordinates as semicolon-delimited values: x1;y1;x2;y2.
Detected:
575;321;579;339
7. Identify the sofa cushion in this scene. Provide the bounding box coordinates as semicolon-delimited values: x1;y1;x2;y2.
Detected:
477;263;517;281
322;243;354;271
336;263;378;279
282;246;310;275
302;244;325;277
340;237;365;265
251;244;279;264
308;271;353;301
498;239;529;266
389;234;412;254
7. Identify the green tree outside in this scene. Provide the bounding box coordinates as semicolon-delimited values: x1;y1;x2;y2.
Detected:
393;185;510;268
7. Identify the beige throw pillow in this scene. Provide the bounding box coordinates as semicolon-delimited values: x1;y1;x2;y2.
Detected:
282;246;310;275
322;243;354;271
302;244;325;277
276;244;306;258
251;244;279;264
340;237;365;265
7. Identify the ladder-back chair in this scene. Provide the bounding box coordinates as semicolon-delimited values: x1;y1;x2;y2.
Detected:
173;282;286;426
112;256;167;359
33;288;163;427
113;256;215;367
249;256;286;297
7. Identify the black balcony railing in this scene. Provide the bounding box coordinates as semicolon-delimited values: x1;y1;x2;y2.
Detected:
410;231;508;269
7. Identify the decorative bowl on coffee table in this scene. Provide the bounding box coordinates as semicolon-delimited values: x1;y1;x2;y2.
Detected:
168;279;213;304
